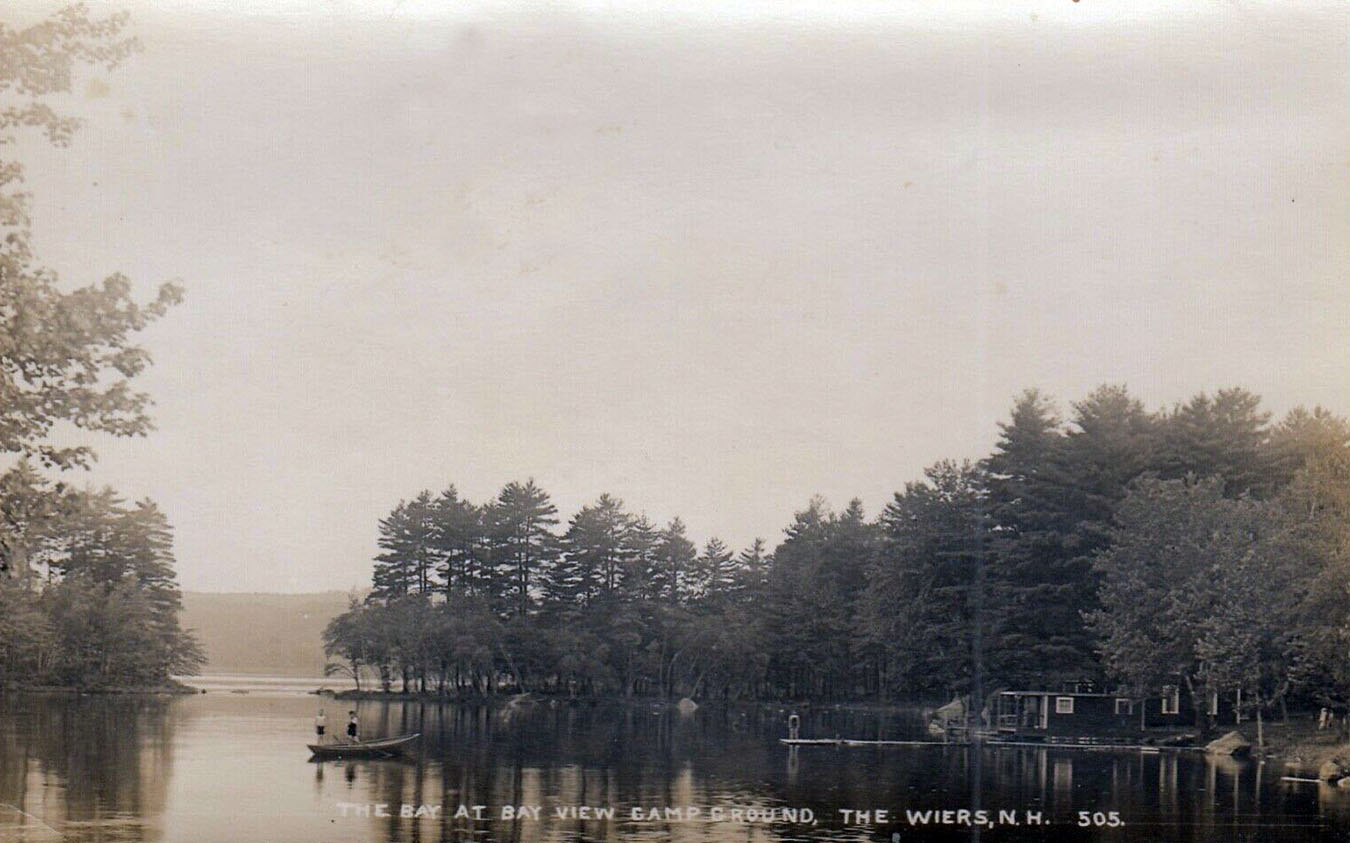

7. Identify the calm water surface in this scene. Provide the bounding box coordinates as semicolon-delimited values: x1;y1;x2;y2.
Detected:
1;681;1348;842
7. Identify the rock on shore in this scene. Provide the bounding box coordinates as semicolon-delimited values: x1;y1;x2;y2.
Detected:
1319;758;1346;783
1204;731;1252;757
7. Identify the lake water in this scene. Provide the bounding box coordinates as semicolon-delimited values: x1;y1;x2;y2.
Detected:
1;680;1348;842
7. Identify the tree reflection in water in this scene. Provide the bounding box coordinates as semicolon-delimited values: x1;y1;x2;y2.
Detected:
0;693;172;841
0;694;1346;842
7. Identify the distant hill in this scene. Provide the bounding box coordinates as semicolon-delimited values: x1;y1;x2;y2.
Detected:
180;591;358;676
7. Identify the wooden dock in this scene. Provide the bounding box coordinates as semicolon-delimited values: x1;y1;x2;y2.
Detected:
779;737;1205;752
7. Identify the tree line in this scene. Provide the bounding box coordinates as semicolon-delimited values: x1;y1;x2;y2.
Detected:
0;7;202;689
0;465;203;687
325;481;772;699
327;385;1350;727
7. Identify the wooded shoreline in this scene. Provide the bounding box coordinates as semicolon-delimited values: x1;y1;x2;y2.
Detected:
0;680;200;696
323;387;1350;738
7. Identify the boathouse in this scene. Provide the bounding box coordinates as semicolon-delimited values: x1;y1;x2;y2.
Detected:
995;682;1238;737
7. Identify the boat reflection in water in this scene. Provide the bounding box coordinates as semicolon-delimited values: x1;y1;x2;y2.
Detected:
0;690;1345;841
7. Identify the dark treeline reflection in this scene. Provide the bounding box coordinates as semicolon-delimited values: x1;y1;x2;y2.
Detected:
318;700;1339;843
1;694;1345;842
0;693;173;840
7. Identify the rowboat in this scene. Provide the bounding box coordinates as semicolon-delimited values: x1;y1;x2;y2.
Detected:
307;733;420;758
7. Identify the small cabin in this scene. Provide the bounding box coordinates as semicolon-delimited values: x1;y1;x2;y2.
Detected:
1140;683;1240;728
996;689;1136;736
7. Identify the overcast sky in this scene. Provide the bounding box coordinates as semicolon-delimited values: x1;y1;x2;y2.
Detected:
13;0;1349;592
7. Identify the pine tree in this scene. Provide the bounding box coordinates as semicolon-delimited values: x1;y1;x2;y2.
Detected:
688;537;735;606
621;514;658;599
0;462;73;583
763;498;877;699
370;492;440;599
1154;388;1276;497
731;538;770;603
551;493;631;609
866;461;989;697
650;518;697;605
35;488;202;684
430;486;484;595
981;386;1160;686
1047;385;1159;677
489;479;559;618
983;390;1077;686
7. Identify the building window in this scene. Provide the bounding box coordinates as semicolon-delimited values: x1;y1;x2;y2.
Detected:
1055;697;1074;714
1115;698;1133;715
1161;685;1180;715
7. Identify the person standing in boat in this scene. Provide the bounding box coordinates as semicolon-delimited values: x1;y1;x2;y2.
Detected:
314;709;327;743
347;710;360;742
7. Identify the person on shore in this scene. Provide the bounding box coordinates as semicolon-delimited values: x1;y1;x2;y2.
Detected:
315;709;327;742
347;710;360;742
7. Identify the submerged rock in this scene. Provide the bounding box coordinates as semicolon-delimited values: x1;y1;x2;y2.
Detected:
1204;731;1252;757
